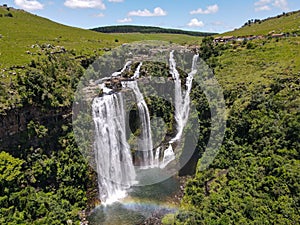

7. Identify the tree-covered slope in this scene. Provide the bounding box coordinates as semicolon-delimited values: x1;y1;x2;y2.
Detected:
169;34;300;224
92;25;216;36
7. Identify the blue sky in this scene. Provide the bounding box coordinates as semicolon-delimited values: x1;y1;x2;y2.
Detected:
4;0;300;33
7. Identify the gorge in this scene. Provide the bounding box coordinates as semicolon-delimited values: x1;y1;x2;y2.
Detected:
91;50;200;205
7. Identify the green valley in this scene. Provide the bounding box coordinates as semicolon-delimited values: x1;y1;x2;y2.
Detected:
0;4;299;225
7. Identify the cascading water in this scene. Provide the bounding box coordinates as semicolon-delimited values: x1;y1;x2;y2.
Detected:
169;51;183;142
169;51;199;143
92;94;136;205
132;62;143;79
112;61;132;77
160;144;176;169
121;81;154;168
92;53;198;204
154;147;161;167
158;51;199;168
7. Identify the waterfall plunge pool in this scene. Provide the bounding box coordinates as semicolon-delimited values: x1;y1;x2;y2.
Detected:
88;170;181;225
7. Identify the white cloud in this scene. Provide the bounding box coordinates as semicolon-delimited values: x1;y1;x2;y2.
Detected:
273;0;288;10
14;0;44;10
117;17;132;23
94;13;104;17
128;7;167;17
255;5;271;11
64;0;106;9
211;21;223;26
254;0;272;6
254;0;288;11
108;0;123;2
190;4;219;15
187;18;204;27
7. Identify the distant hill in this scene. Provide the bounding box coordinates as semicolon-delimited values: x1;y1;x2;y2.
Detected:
223;10;300;36
92;25;217;36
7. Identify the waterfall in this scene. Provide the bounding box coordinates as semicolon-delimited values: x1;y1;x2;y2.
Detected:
92;52;198;204
92;94;136;205
112;61;132;77
169;51;199;143
131;62;143;79
160;144;176;169
158;51;198;168
154;147;161;167
181;54;198;128
99;83;113;95
169;51;183;143
122;81;154;168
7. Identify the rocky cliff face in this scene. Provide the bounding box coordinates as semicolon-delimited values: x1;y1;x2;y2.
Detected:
0;106;70;151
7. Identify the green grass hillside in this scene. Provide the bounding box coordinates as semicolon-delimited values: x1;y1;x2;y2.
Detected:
0;6;112;67
223;10;300;36
215;37;300;92
0;6;201;68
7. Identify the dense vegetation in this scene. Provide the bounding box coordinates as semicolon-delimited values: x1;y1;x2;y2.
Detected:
164;36;300;224
92;25;217;37
0;129;89;224
0;7;101;224
0;50;94;224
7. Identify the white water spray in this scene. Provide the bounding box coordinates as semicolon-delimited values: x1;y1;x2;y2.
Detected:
92;94;136;205
159;51;198;168
122;80;154;168
169;51;199;143
112;61;132;77
131;62;143;79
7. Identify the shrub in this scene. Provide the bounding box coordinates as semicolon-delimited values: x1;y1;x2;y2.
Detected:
4;12;13;17
241;39;248;46
162;214;175;225
246;42;256;49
